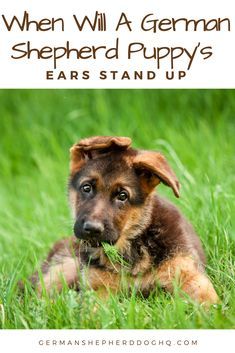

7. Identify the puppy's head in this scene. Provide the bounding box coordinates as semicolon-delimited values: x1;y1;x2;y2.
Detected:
68;136;180;248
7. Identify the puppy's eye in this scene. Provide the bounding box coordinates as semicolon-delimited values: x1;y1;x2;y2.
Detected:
81;183;92;193
117;190;128;202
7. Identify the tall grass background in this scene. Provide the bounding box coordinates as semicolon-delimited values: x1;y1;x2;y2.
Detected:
0;89;234;328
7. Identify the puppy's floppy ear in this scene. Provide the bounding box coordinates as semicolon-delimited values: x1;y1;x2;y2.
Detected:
70;136;132;174
70;144;86;175
77;136;131;151
133;151;180;197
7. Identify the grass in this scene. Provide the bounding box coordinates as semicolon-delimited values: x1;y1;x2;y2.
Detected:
0;89;234;329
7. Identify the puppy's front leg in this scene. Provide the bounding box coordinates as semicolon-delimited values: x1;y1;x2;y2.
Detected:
37;256;80;294
82;267;121;298
156;255;219;305
31;237;80;294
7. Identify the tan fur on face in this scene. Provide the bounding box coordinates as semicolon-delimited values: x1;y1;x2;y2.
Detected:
69;189;77;218
115;195;154;255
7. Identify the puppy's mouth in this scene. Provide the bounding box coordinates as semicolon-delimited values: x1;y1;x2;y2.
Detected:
77;237;117;248
80;239;102;248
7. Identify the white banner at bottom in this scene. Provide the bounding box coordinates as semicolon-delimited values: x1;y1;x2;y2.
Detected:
0;329;233;353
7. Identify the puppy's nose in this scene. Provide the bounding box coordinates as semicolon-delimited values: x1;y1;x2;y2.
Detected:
83;221;104;237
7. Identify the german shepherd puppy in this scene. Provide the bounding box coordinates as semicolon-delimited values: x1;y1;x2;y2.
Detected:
31;136;218;305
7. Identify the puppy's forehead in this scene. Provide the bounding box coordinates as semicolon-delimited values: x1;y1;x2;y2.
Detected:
80;151;135;183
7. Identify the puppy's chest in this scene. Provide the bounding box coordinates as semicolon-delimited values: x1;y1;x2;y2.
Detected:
79;230;169;279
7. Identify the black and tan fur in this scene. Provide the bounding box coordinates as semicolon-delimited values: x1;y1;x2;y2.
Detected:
31;136;218;305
